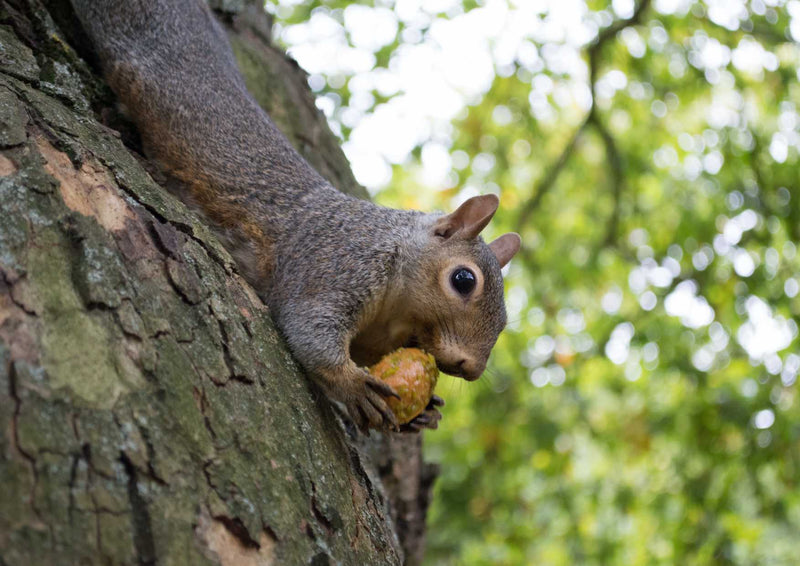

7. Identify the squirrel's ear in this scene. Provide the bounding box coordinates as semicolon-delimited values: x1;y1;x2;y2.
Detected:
489;233;521;268
434;194;499;239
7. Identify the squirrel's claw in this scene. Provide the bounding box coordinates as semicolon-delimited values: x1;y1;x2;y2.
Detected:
354;396;383;429
365;377;402;400
347;394;398;433
316;365;400;433
399;395;444;433
352;406;370;434
366;386;400;429
343;373;400;433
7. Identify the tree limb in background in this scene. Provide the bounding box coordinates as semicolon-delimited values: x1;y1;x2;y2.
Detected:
589;112;624;249
515;116;589;233
516;0;651;239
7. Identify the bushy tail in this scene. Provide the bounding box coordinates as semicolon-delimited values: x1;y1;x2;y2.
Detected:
70;0;328;280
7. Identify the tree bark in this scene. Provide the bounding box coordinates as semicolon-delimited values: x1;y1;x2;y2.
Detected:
0;1;434;564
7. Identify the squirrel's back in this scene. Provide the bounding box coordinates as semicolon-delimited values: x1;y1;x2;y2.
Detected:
74;0;347;283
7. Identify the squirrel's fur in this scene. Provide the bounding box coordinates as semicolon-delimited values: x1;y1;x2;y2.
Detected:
71;0;520;432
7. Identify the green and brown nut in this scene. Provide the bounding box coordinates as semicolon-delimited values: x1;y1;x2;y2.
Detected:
369;347;439;424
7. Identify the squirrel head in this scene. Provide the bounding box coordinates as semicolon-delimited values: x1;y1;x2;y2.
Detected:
407;194;520;381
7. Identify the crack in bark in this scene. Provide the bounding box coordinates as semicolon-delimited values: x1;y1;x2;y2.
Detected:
147;217;184;260
133;423;168;487
346;442;381;505
241;318;254;340
210;304;254;385
8;361;43;524
105;159;237;274
212;515;261;549
198;457;272;555
262;522;279;544
310;481;334;536
0;65;40;88
120;452;157;566
193;385;218;440
213;308;238;384
1;269;37;316
202;459;218;492
300;518;316;541
67;451;80;520
165;258;203;306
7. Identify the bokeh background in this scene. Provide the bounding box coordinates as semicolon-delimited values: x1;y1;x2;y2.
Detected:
268;0;800;563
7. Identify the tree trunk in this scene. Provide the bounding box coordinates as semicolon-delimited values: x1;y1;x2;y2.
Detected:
0;1;434;564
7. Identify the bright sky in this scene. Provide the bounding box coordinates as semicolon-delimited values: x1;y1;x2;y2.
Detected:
272;0;795;191
273;0;596;189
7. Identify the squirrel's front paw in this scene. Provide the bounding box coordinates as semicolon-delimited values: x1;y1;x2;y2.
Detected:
316;365;401;433
400;395;445;433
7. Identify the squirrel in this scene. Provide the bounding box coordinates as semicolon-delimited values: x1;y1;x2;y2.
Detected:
70;0;521;433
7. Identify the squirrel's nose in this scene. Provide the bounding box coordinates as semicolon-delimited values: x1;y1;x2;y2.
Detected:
434;346;485;380
455;358;484;381
460;360;484;381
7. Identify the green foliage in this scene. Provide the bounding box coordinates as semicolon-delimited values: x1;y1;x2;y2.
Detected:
271;0;800;563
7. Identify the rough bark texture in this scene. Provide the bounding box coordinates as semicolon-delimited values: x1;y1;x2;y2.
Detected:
0;1;434;564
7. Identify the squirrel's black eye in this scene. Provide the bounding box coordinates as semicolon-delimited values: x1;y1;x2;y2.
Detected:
450;268;476;296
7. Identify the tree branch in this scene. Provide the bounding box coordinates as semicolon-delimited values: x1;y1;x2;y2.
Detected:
516;0;651;237
589;112;624;248
515;116;589;232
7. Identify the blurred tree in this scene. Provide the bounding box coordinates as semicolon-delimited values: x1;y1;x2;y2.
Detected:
272;0;800;564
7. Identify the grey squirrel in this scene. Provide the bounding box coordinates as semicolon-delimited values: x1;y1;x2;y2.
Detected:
70;0;521;432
